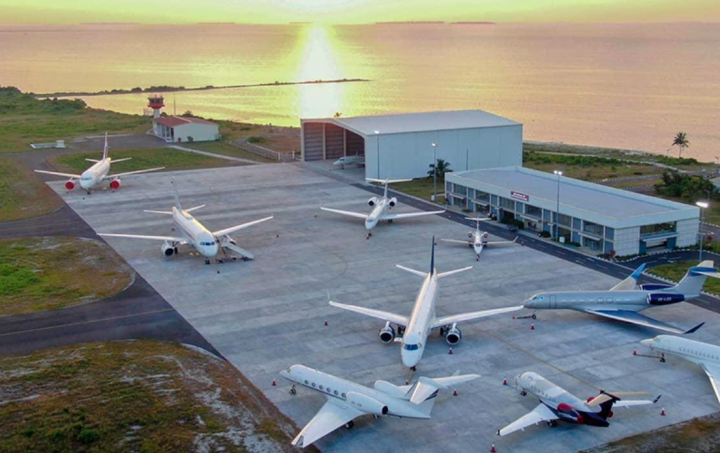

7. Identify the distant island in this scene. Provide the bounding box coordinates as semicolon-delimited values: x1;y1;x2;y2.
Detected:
37;78;371;98
451;22;497;25
376;21;445;25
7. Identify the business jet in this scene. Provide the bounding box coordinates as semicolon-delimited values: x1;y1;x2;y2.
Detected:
34;133;165;194
523;261;719;334
441;217;518;261
330;237;523;370
641;335;720;404
320;178;444;238
497;371;659;437
333;155;365;169
99;179;273;264
280;364;479;448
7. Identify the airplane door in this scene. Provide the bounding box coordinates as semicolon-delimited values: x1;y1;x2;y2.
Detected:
550;295;557;309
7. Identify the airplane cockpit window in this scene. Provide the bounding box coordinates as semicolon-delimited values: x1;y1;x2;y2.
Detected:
532;296;544;301
403;344;419;351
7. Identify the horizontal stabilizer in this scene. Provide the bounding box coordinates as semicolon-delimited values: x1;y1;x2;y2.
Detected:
396;264;428;278
184;204;206;213
408;373;481;404
144;210;173;215
85;158;100;163
111;157;132;163
437;266;473;279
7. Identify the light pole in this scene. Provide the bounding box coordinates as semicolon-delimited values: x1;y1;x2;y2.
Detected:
431;142;437;202
697;201;709;261
553;170;563;239
374;130;380;179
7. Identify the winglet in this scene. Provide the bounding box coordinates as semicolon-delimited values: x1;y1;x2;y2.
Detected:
430;235;435;274
631;263;646;281
683;322;705;335
102;132;109;160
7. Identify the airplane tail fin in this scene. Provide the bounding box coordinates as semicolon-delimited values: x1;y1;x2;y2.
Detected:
430;235;435;273
671;261;720;297
365;178;411;199
171;177;182;210
102;132;109;160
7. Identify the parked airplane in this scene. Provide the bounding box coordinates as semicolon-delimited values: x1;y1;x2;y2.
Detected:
522;261;719;334
333;155;365;169
497;371;659;437
329;237;523;369
99;179;273;264
280;364;480;448
441;217;518;261
34;133;164;194
641;335;720;403
320;178;445;238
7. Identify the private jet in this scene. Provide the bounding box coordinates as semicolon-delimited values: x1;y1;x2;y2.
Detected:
99;178;273;264
641;335;720;404
333;155;365;169
320;178;444;238
523;261;719;334
497;371;659;437
280;364;479;448
441;217;518;261
329;237;523;369
34;133;164;194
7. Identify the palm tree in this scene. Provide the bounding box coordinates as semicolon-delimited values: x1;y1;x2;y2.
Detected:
428;159;452;178
672;132;689;159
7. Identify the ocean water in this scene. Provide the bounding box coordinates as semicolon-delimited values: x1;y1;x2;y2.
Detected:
1;23;719;159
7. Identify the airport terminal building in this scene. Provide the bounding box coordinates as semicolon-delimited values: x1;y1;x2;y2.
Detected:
446;166;700;257
301;110;522;180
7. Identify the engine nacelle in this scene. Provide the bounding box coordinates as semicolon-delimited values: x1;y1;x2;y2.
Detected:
647;293;685;306
468;232;474;239
346;391;388;416
557;403;584;424
161;242;175;257
379;322;395;344
388;197;397;207
65;180;75;190
445;323;462;345
368;197;378;207
109;179;121;190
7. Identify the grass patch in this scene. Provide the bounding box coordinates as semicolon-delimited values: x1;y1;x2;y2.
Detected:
0;86;149;153
0;340;302;453
391;177;446;203
523;150;660;181
47;147;237;174
0;237;134;316
649;260;720;294
0;157;63;222
185;141;277;164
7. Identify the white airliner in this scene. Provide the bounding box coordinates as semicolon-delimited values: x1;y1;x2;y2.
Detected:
523;261;719;334
441;217;518;261
280;364;480;448
641;335;720;404
320;178;445;237
99;179;273;264
333;155;365;169
330;237;523;369
498;372;659;437
34;133;165;194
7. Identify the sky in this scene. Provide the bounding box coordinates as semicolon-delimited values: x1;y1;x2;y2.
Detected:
3;0;720;25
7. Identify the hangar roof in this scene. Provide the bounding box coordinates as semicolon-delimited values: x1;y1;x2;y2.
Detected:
314;110;520;136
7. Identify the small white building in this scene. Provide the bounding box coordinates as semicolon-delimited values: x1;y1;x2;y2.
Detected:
153;116;220;143
446;166;699;257
301;110;523;180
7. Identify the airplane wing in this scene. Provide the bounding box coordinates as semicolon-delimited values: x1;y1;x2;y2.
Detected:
700;363;720;404
292;398;364;448
432;306;523;329
34;169;81;179
99;233;186;243
383;210;445;221
584;309;703;334
486;237;518;246
610;263;646;291
497;404;558;437
212;216;274;237
329;301;408;327
320;207;368;220
440;239;471;245
104;167;165;179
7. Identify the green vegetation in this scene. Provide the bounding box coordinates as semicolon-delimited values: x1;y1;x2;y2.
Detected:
0;340;301;453
247;135;267;144
523;150;659;181
649;260;720;294
0;86;149;153
0;237;134;316
0;157;63;222
671;131;690;159
48;147;238;174
186;141;277;163
428;158;452;178
392;177;446;203
655;170;717;201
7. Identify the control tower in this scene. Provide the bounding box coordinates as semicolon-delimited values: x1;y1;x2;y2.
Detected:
147;95;165;118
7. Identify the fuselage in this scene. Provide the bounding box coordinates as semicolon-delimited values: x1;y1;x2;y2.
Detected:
524;289;684;312
171;206;218;258
365;197;391;231
472;230;489;256
280;365;431;419
401;271;438;368
642;335;720;367
79;158;111;190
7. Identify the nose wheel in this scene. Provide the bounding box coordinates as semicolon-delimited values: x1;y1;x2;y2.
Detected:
344;421;354;430
204;259;210;265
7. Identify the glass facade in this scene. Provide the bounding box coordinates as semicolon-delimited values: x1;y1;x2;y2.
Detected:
583;220;603;236
525;205;542;218
640;222;676;237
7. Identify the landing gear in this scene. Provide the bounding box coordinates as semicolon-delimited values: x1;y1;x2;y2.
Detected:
344;421;354;430
476;255;480;262
289;385;297;395
410;366;417;372
242;256;250;261
548;420;558;427
388;219;393;224
532;314;537;320
397;325;405;336
520;391;527;396
205;259;210;265
660;353;666;363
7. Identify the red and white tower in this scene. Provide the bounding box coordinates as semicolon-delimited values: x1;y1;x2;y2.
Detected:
147;95;165;118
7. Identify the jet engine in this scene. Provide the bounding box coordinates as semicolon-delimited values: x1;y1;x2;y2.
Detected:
557;403;584;424
368;197;378;207
161;242;176;257
379;322;395;343
388;197;397;207
109;179;121;190
65;180;75;190
468;232;474;239
346;392;389;416
647;293;685;306
445;323;462;345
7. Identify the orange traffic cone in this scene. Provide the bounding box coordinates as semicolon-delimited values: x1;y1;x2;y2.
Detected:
490;443;497;452
633;349;637;356
324;320;328;327
503;378;508;386
448;347;454;355
405;380;409;385
271;379;277;386
661;408;666;416
512;315;516;320
530;323;535;330
453;389;458;396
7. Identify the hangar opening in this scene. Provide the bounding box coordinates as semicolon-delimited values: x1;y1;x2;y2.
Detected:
302;122;365;162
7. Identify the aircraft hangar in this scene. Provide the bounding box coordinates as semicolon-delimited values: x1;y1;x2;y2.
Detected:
300;110;523;180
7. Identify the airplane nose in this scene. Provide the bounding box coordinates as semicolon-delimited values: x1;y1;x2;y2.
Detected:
640;339;654;347
401;352;419;369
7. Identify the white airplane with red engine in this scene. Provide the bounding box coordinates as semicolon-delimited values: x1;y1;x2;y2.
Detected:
34;133;164;194
497;371;659;437
441;217;518;261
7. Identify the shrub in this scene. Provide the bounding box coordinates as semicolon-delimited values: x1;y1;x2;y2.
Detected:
247;136;266;144
77;428;99;444
539;231;551;238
